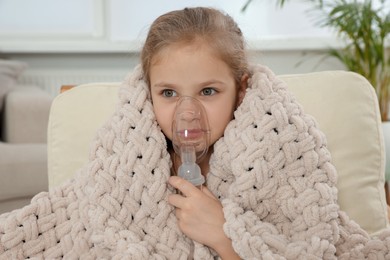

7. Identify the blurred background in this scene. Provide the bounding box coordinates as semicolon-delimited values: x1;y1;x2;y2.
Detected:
0;0;346;96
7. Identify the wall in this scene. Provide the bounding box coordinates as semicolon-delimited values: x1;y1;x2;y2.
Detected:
0;0;346;95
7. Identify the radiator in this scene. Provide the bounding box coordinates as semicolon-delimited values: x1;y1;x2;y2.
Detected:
18;69;129;97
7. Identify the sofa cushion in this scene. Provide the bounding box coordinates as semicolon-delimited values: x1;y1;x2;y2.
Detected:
3;86;52;143
0;142;48;204
0;59;27;112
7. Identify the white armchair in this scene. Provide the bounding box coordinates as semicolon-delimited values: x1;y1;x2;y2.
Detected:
47;70;389;235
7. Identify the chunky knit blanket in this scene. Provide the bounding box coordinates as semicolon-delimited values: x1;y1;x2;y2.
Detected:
1;64;390;259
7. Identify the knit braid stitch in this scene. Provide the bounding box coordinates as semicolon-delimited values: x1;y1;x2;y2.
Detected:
0;64;390;259
206;65;390;259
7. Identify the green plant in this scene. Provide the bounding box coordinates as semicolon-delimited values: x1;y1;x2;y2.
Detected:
242;0;390;121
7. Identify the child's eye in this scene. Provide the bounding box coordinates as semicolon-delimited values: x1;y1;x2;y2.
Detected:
162;89;177;97
201;88;216;96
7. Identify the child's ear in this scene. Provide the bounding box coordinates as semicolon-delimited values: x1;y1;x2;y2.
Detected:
236;73;248;107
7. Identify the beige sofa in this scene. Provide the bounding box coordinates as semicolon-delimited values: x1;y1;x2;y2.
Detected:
0;60;52;213
47;70;389;235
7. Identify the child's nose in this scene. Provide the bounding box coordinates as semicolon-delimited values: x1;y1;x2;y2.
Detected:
179;110;201;122
176;97;202;121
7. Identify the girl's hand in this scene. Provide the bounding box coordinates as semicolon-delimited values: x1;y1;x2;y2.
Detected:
168;176;240;259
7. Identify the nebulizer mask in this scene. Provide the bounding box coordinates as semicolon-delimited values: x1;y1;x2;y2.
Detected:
172;96;210;187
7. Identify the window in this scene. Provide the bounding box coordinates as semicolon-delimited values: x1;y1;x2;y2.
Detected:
0;0;333;52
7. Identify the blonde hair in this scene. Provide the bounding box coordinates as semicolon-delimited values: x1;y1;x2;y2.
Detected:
141;7;248;87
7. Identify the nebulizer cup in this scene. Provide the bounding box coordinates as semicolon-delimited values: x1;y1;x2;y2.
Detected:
172;96;210;187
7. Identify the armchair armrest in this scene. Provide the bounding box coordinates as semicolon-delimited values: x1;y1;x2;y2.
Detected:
2;85;53;143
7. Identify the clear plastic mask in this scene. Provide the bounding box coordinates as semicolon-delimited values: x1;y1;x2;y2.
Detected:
172;96;210;186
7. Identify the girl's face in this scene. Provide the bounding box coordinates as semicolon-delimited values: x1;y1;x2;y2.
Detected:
149;42;245;150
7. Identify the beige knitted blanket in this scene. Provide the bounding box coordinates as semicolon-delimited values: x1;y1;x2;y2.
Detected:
1;64;390;259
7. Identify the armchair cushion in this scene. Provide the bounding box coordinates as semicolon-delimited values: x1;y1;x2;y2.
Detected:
48;82;119;189
281;71;388;235
47;71;388;235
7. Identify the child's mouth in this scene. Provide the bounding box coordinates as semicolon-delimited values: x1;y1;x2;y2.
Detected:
177;129;205;140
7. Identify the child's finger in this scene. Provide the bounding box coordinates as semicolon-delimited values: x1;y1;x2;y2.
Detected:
168;194;186;208
168;176;198;197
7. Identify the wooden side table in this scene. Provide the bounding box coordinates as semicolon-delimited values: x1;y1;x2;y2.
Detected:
60;85;76;93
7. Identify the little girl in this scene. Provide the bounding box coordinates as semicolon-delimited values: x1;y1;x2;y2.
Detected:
1;6;390;260
142;7;248;258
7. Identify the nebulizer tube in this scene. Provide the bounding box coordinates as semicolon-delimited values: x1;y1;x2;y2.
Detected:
172;96;210;188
